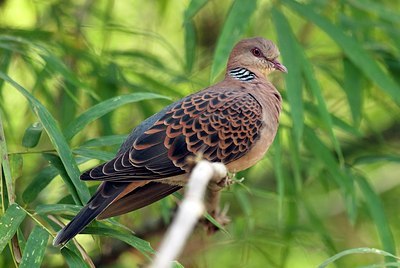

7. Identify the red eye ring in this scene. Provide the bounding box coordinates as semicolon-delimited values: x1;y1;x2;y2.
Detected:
251;47;262;57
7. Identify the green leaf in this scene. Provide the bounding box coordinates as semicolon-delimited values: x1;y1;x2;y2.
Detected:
19;226;48;268
22;122;43;148
343;58;363;126
353;154;400;165
64;92;170;141
172;261;185;268
210;0;257;81
348;0;400;24
303;127;357;223
184;0;208;21
22;166;59;204
272;8;304;143
0;71;90;205
0;204;26;253
272;130;284;222
9;153;23;181
0;112;15;204
22;157;89;204
355;174;396;261
73;148;115;161
42;153;81;205
184;20;197;74
61;248;90;268
35;204;82;216
318;247;400;268
83;227;155;258
283;0;400;106
80;135;127;148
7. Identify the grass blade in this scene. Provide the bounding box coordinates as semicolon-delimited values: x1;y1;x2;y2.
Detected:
210;0;257;81
80;134;127;147
343;58;363;126
83;226;155;258
0;71;90;205
283;0;400;105
0;112;15;204
21;122;43;148
355;174;396;261
319;247;400;268
19;226;48;268
0;204;26;253
272;8;304;144
184;0;208;21
61;248;90;268
64;92;169;141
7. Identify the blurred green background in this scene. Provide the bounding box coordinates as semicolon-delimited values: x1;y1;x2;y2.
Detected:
0;0;400;267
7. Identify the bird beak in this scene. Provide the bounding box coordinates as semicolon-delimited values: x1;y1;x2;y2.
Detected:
272;60;288;73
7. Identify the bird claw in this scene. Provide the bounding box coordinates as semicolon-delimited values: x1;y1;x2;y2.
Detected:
203;204;231;234
208;172;237;192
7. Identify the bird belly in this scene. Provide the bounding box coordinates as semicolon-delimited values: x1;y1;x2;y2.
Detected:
226;123;277;172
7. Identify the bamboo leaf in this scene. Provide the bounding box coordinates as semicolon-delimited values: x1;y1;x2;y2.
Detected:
319;247;400;268
272;8;304;143
0;204;26;253
73;148;115;162
283;0;400;105
42;153;81;204
210;0;257;81
22;122;43;148
83;226;155;258
61;248;90;268
343;58;363;126
184;20;196;74
19;226;48;268
0;111;15;204
80;135;127;148
0;71;90;205
64;92;170;141
184;0;208;21
355;174;396;260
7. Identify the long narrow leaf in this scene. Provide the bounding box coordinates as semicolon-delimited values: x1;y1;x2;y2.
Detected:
0;204;26;253
272;8;304;144
0;112;15;204
319;247;400;268
283;0;400;105
83;226;155;258
355;174;396;261
210;0;257;81
0;71;90;204
61;248;90;268
19;226;48;268
64;92;169;141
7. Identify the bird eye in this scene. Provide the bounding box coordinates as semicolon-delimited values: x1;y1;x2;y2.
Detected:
251;47;262;57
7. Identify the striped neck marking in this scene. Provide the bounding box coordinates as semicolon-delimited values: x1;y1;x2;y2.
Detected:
228;67;256;81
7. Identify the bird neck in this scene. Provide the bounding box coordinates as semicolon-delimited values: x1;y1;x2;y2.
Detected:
227;67;257;82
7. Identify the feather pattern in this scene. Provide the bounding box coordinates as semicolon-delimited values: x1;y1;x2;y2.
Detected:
53;37;286;247
81;88;263;181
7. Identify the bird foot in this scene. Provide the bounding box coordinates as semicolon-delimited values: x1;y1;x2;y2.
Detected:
203;204;231;234
208;172;237;192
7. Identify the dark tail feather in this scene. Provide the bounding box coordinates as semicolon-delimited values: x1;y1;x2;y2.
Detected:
53;182;130;246
98;182;181;219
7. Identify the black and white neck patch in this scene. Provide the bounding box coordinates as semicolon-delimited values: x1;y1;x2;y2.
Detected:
228;67;256;81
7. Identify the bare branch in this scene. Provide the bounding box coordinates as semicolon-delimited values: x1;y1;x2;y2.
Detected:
150;160;227;268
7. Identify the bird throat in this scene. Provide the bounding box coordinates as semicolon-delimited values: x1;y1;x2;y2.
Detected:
228;67;256;81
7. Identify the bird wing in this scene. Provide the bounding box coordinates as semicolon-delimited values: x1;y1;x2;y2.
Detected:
81;88;263;181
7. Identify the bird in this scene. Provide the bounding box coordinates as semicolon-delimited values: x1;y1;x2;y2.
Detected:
53;37;287;246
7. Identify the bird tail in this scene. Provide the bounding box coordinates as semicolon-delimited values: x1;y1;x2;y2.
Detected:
53;181;130;246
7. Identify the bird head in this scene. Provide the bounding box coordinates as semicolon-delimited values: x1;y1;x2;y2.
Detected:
227;37;287;77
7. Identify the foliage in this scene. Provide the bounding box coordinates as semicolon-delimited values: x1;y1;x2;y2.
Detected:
0;0;399;267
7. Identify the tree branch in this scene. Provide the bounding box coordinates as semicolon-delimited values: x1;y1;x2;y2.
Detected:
150;160;227;268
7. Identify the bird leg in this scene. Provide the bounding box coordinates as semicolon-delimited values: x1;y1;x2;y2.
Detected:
203;174;235;233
